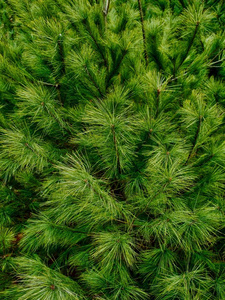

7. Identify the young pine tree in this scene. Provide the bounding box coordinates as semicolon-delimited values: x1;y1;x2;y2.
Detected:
0;0;225;299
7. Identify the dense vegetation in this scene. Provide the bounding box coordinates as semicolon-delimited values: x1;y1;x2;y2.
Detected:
0;0;225;299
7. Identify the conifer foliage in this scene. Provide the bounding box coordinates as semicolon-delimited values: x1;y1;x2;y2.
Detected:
0;0;225;299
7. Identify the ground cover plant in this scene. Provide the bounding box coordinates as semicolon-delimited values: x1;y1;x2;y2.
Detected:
0;0;225;299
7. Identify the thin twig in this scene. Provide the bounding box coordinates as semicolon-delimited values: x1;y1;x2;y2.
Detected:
84;66;104;97
111;124;122;175
186;115;202;164
103;0;111;24
137;0;148;66
175;22;200;74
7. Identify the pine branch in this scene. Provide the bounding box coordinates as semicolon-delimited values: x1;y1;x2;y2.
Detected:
103;0;111;23
55;35;65;106
137;0;148;67
82;20;108;69
24;142;41;158
175;21;200;74
156;89;160;117
57;35;66;76
55;83;63;107
106;49;127;88
186;115;202;164
84;65;104;97
111;124;122;175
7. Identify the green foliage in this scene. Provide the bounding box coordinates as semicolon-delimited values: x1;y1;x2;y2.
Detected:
153;265;211;299
0;0;225;299
0;124;50;180
4;257;85;300
0;227;14;253
92;231;137;271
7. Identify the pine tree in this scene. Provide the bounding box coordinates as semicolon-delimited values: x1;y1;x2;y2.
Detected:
1;0;225;299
